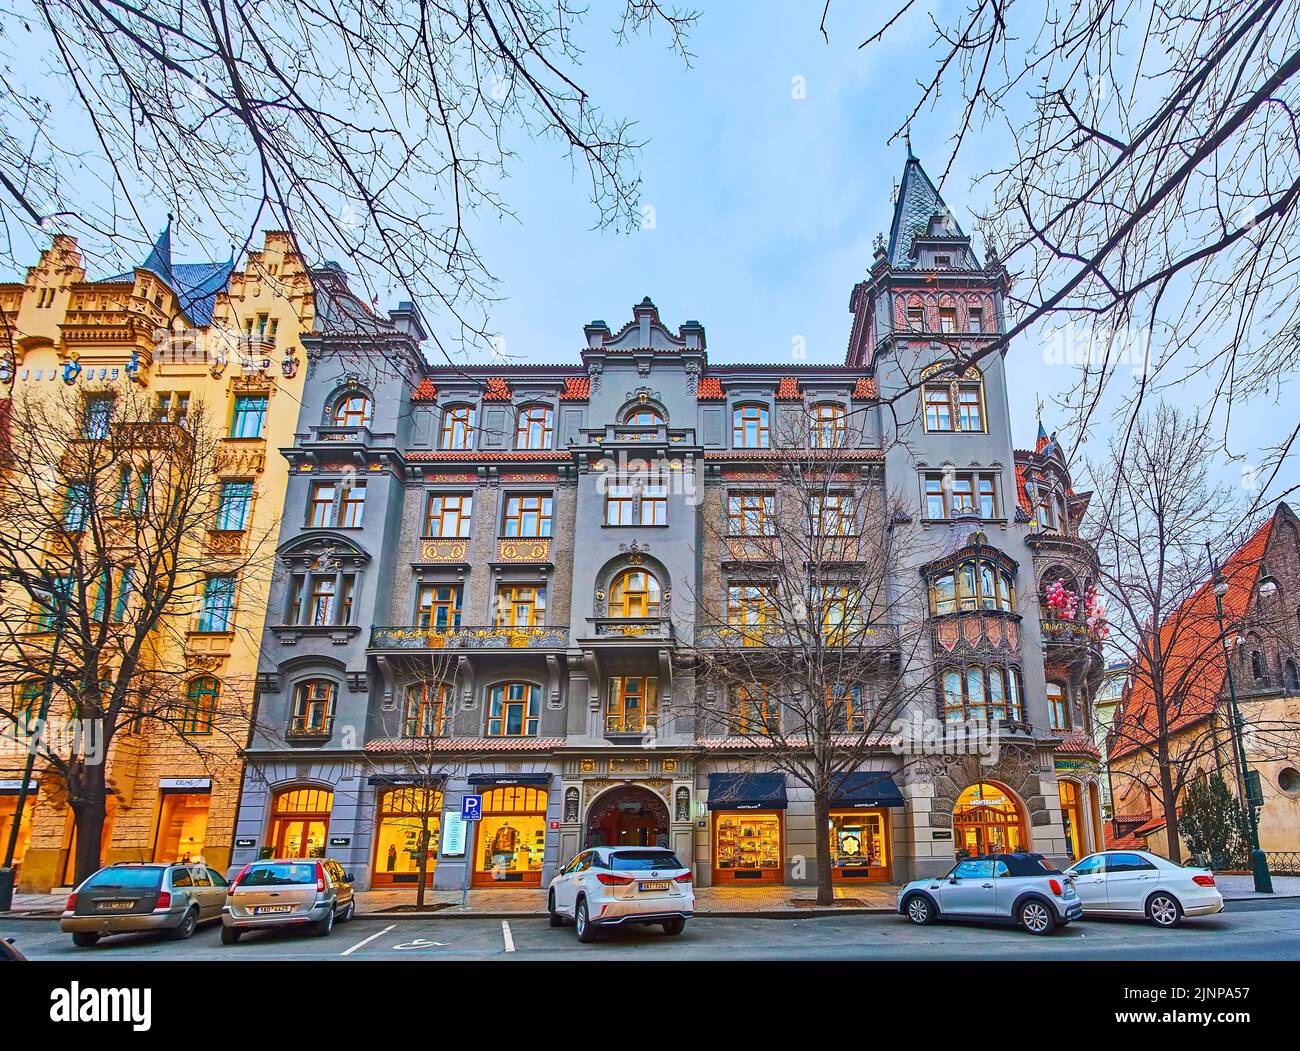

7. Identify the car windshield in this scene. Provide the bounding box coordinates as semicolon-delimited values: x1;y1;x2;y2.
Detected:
83;867;165;890
240;863;318;886
609;851;683;872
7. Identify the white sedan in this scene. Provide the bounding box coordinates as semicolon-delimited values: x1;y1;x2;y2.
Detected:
548;846;694;942
1065;849;1224;927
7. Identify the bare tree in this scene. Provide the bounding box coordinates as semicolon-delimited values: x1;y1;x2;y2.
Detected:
0;1;698;365
680;412;934;905
1086;404;1299;862
0;383;273;883
835;1;1300;504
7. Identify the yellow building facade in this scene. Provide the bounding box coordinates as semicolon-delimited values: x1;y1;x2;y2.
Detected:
0;228;313;891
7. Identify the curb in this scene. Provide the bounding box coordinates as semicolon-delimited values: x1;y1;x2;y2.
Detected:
358;906;896;920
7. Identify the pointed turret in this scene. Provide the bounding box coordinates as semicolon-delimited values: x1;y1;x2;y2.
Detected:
139;214;175;286
887;155;980;271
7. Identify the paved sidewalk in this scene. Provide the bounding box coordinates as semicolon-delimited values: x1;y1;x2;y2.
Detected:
1214;874;1300;899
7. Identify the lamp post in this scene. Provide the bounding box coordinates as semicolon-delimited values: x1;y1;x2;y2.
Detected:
1207;542;1273;894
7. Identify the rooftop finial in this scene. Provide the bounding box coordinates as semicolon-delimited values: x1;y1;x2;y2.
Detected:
904;127;915;160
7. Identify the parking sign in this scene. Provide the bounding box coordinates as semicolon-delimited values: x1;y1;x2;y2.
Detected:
461;794;483;821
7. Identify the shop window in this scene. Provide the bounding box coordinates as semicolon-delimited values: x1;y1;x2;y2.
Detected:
495;584;545;627
404;682;449;737
1059;779;1084;860
416;584;461;630
713;812;782;882
373;788;443;886
180;677;219;735
0;792;35;867
732;404;770;448
727;492;775;535
153;791;211;863
514;405;554;450
609;569;661;618
268;788;333;859
331;391;373;428
953;782;1025;856
425;493;473;537
929;557;1015;614
440;405;477;450
1048;682;1070;730
606;676;658;735
810;403;847;448
502;493;553;538
829;810;890;880
487;682;540;737
941;665;1024;722
288;680;336;738
474;786;548;886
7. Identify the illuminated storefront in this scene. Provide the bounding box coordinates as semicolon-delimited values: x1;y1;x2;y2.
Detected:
0;782;37;869
472;781;549;887
268;787;333;859
708;773;787;884
827;772;904;882
1058;779;1084;859
153;781;212;863
63;796;118;884
952;781;1026;856
372;787;443;886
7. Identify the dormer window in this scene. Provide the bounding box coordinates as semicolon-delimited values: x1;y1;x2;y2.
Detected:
810;403;846;449
624;407;665;427
332;391;373;428
733;404;770;449
440;405;476;450
515;405;554;450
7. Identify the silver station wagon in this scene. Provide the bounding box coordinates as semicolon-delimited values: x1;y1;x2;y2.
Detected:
61;862;228;947
221;858;355;943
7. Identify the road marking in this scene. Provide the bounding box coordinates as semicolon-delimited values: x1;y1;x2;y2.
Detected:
501;920;515;953
394;937;447;950
340;924;395;956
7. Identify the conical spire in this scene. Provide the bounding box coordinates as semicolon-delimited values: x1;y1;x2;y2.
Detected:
886;154;976;269
1036;420;1050;451
139;213;174;285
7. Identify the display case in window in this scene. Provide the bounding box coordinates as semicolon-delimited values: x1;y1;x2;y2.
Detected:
712;811;783;883
828;809;892;881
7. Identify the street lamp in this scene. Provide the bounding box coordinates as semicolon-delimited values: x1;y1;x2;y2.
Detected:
1207;542;1273;894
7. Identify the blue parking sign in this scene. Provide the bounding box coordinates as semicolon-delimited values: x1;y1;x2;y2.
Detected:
461;794;483;821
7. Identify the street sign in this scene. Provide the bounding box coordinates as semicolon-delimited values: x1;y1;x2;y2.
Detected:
461;794;483;821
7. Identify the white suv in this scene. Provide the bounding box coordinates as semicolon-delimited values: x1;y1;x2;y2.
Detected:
548;846;694;942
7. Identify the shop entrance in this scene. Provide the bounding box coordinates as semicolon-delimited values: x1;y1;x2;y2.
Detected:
584;786;670;849
268;787;333;859
952;781;1026;857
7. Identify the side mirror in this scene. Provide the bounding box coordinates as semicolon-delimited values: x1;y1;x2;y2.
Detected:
1064;869;1078;879
343;872;355;884
948;877;959;885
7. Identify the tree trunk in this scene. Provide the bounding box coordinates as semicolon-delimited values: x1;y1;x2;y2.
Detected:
813;790;834;906
1158;762;1182;865
69;764;108;886
415;819;429;909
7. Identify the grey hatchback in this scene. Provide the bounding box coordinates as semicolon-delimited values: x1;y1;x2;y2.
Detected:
221;858;355;943
897;852;1083;935
61;862;228;947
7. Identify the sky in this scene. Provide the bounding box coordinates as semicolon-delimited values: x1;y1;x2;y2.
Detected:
10;1;1296;500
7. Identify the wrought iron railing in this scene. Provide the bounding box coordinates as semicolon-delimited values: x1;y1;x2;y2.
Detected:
1215;850;1300;876
695;622;899;649
370;624;569;650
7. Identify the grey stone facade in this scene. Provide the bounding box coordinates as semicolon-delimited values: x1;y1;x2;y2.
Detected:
230;157;1107;890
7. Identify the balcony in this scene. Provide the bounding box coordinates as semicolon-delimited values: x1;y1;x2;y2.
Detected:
1040;613;1104;662
696;622;899;650
589;617;673;640
417;538;471;564
495;537;552;564
369;624;569;651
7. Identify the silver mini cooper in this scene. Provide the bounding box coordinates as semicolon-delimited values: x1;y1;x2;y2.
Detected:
897;852;1083;934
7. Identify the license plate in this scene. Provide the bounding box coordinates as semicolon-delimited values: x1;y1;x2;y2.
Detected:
638;880;670;892
252;904;294;915
96;899;137;911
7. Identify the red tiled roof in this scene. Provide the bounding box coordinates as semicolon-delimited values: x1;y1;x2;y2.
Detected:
405;450;569;462
775;377;801;400
852;377;878;400
1054;730;1100;760
365;737;565;753
1014;464;1032;514
410;378;437;401
703;449;884;461
560;376;589;400
1109;515;1276;761
482;377;511;400
1104;820;1149;850
696;377;724;400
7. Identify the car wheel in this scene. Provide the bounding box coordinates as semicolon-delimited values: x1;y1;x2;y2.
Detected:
548;891;564;927
661;918;686;936
340;899;356;923
220;926;241;945
904;895;935;926
1019;899;1056;935
170;908;198;940
314;906;335;937
71;932;100;948
1147;892;1182;928
575;898;598;943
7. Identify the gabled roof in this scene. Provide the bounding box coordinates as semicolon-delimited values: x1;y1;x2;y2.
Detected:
887;154;979;269
1109;513;1280;761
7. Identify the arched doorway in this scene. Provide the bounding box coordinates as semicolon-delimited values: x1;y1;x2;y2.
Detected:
952;781;1027;856
268;787;333;859
585;786;669;849
1058;779;1084;859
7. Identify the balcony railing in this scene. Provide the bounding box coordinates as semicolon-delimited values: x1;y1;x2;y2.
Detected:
285;714;334;743
370;624;569;650
495;537;552;564
695;622;899;649
418;538;471;563
590;617;673;640
1040;614;1104;650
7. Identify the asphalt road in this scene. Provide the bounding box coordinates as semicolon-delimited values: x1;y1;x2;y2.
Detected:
6;897;1300;961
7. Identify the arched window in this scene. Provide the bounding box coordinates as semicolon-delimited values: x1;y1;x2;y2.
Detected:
404;682;449;737
331;391;373;428
181;677;219;735
810;403;846;448
440;405;476;450
269;787;333;859
487;682;540;737
1251;648;1267;682
624;406;665;427
732;404;770;448
610;568;662;618
1285;660;1299;691
514;404;554;450
288;679;336;738
1047;681;1070;730
953;782;1026;855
